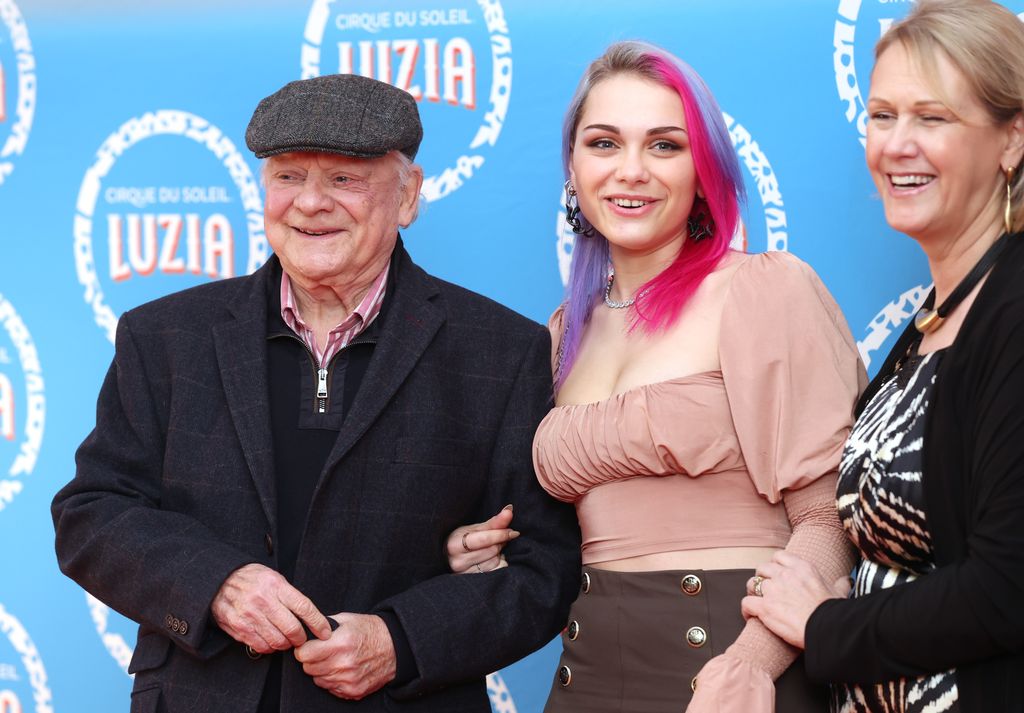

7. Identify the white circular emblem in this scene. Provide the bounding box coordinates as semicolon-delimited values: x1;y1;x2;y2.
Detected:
0;602;54;712
556;110;788;285
72;110;268;343
301;0;512;202
0;293;44;514
85;594;134;676
833;0;869;146
722;112;788;253
0;0;36;186
486;671;517;713
857;283;930;371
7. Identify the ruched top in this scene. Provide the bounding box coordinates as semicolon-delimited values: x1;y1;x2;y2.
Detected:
534;252;865;564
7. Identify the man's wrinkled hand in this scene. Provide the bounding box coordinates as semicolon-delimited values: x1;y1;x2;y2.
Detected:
294;613;397;700
210;563;332;654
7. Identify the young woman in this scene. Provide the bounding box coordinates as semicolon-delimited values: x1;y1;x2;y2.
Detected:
452;41;865;712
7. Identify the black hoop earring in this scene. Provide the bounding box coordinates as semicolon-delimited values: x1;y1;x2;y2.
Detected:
564;180;594;236
687;217;714;242
687;198;714;242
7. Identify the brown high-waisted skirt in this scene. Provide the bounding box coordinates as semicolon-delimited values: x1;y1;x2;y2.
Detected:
542;567;827;713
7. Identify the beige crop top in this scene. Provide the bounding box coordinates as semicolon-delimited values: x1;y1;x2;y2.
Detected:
534;252;865;565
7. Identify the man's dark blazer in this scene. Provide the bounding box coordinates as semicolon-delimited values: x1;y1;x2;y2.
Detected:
52;241;582;713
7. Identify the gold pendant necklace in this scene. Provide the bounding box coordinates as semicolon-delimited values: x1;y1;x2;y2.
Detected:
913;231;1014;335
913;308;944;334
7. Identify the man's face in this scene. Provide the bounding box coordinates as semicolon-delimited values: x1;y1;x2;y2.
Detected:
264;151;421;288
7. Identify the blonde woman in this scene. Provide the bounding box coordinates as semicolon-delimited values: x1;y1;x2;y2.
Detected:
744;2;1024;711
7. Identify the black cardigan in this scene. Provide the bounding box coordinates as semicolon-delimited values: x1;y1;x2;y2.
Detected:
805;233;1024;712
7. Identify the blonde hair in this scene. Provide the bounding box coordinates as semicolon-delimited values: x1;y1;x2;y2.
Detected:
875;0;1024;231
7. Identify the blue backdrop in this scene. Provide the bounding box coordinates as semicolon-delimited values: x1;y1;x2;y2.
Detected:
1;1;1020;711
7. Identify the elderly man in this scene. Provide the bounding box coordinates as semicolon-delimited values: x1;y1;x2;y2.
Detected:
52;74;581;713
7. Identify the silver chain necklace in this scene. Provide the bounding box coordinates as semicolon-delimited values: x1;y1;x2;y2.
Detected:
604;272;644;309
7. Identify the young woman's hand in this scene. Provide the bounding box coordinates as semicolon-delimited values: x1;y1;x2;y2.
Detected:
445;504;519;574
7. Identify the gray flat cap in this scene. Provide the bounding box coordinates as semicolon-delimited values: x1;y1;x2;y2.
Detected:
246;74;422;160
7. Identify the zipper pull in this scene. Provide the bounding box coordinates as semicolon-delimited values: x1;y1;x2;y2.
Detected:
317;368;329;399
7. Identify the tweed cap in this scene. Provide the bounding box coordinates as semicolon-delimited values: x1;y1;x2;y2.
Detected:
246;74;423;160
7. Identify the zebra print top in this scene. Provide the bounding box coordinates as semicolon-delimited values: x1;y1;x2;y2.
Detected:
833;347;959;713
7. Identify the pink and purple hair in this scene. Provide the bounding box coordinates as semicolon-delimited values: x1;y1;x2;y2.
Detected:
556;40;745;390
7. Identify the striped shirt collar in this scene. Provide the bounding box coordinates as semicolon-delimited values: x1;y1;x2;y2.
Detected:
279;260;390;366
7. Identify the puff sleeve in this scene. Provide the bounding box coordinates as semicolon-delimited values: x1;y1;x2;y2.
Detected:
720;252;867;502
687;253;864;711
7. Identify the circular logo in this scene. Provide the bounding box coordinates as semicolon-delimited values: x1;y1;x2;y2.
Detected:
857;282;930;372
85;594;134;676
0;0;36;186
0;602;53;712
0;293;44;514
301;0;512;202
486;672;516;713
556;110;788;284
72;110;268;343
722;112;788;254
833;0;1024;146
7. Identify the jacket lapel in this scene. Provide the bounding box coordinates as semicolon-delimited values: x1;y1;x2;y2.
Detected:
320;243;443;476
213;261;278;528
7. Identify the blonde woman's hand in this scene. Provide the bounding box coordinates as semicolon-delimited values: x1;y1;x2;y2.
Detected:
741;551;852;648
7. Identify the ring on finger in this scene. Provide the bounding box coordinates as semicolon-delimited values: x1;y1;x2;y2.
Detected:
462;532;472;552
474;563;484;574
752;575;766;597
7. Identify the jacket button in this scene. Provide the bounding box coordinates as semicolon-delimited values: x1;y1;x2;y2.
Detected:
264;533;274;555
680;574;702;596
581;572;591;594
178;620;189;636
164;614;174;630
557;665;572;687
566;620;580;641
686;626;707;648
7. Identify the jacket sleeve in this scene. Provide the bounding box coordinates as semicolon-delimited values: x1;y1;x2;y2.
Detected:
804;301;1024;684
376;326;582;698
51;312;257;659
